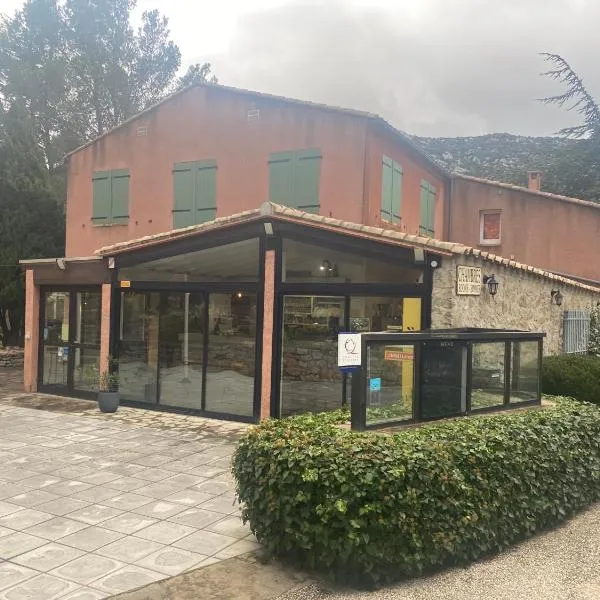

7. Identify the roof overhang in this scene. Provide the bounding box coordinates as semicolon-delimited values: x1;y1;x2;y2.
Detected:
19;256;111;285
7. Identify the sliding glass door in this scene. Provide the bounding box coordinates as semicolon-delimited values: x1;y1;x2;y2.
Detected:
119;290;256;418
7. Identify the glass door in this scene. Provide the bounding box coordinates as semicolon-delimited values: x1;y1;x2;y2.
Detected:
41;291;71;390
40;290;101;396
158;292;206;409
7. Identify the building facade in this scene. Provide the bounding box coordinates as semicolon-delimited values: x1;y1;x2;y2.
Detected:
65;84;447;257
20;83;600;424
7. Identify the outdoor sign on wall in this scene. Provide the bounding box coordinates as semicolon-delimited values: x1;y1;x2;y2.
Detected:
456;266;482;296
338;333;362;370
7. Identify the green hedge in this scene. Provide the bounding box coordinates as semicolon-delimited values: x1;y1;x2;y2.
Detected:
232;401;600;585
542;354;600;404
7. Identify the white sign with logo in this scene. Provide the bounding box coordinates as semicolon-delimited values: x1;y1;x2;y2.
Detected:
456;266;482;296
338;333;362;368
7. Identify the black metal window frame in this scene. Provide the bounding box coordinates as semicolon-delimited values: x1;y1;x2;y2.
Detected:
269;227;437;419
351;329;545;431
38;284;103;400
111;230;266;423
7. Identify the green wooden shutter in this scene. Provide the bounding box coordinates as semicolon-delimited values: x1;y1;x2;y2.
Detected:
420;181;429;236
269;151;294;206
381;157;393;221
391;161;402;224
92;172;111;224
195;160;217;223
110;169;129;224
427;183;436;236
293;149;321;213
173;163;196;228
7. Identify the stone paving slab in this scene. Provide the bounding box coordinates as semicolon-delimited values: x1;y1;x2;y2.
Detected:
0;378;257;600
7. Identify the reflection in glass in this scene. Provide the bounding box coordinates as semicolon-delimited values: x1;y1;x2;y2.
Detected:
119;292;161;403
471;342;506;409
205;293;256;416
511;341;539;402
73;292;101;392
159;293;205;409
120;239;259;283
42;292;70;387
282;239;423;284
366;343;414;425
281;295;344;416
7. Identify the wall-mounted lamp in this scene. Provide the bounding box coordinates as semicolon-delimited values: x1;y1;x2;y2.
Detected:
263;222;274;236
319;259;338;277
483;274;499;296
551;289;563;306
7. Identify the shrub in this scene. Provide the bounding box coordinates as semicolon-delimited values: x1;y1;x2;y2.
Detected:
542;354;600;404
232;400;600;585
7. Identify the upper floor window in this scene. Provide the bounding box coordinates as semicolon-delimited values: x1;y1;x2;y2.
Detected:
92;169;130;225
419;180;436;237
268;149;321;214
381;156;402;224
173;160;217;228
480;210;501;245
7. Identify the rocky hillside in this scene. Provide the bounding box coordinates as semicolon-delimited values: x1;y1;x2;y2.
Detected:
413;133;600;201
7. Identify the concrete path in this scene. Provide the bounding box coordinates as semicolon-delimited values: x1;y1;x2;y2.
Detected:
0;372;258;599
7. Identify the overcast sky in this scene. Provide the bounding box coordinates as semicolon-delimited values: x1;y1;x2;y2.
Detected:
2;0;599;137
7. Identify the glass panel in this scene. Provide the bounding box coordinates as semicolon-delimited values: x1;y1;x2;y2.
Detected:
281;295;344;417
421;341;467;419
205;292;256;416
366;343;414;426
42;292;70;387
471;342;506;409
119;292;160;403
159;293;205;409
511;341;539;402
282;239;423;284
120;239;259;283
73;292;102;392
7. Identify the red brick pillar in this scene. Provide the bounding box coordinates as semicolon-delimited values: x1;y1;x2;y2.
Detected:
24;269;40;392
260;250;276;419
99;283;112;378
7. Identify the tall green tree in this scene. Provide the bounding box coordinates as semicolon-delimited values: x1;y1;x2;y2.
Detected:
0;0;184;169
177;62;218;89
0;102;64;346
540;53;600;200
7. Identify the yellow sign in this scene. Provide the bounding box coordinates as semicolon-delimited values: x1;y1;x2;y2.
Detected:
120;281;131;288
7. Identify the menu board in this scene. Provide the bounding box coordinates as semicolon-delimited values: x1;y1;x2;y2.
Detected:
420;341;466;419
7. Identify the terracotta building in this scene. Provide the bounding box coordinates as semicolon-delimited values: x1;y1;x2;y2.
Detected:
20;83;600;424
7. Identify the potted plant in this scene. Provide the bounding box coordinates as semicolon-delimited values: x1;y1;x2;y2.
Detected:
98;358;120;413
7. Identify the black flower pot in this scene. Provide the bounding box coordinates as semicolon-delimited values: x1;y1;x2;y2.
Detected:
98;391;120;413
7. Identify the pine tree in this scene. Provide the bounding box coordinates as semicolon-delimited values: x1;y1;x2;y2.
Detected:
0;103;64;346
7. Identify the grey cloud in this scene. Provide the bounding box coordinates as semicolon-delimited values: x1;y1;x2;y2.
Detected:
200;0;600;136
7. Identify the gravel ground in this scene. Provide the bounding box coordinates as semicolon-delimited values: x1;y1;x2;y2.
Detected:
277;503;600;600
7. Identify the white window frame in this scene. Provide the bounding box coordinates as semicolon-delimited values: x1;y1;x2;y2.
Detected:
479;210;502;246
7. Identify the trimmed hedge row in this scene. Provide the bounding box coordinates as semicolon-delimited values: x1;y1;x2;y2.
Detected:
232;401;600;584
542;354;600;404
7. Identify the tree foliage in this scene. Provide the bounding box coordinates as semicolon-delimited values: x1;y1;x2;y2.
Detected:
540;53;600;140
0;103;64;346
0;0;216;345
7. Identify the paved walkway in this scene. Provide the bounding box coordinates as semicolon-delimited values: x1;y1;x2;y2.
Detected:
0;369;258;600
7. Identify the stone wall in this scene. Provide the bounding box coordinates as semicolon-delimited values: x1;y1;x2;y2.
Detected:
282;339;341;382
432;255;600;355
0;347;24;368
